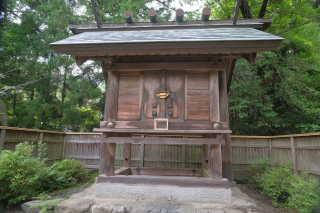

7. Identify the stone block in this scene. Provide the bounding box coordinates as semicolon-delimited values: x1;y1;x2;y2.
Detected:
54;199;94;213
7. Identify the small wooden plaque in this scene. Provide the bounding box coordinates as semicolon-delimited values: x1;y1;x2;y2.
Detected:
154;118;168;130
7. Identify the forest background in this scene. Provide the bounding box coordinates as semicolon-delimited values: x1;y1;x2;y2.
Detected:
0;0;319;135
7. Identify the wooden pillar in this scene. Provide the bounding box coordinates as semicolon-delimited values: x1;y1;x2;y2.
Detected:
211;134;222;180
100;67;119;175
123;143;131;167
0;129;6;150
290;137;298;174
202;135;211;170
140;135;145;167
219;70;233;181
105;142;116;176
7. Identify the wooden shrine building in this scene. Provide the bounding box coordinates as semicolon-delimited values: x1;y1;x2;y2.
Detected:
50;3;283;199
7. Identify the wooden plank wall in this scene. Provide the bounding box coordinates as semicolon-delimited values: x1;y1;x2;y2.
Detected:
1;127;319;179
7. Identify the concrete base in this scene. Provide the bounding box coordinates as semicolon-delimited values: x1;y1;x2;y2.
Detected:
95;183;232;203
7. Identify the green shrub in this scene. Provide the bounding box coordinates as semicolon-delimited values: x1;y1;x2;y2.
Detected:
287;173;320;213
258;163;294;207
247;157;273;189
0;142;90;209
49;159;89;190
0;142;50;206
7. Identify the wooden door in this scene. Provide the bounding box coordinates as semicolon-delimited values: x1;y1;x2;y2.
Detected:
141;70;184;121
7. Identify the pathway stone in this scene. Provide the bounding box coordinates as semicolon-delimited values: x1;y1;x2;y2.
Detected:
21;198;66;213
54;199;94;213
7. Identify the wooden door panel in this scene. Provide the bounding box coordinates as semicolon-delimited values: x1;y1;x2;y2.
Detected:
165;71;184;121
117;74;140;120
187;73;210;120
142;71;162;119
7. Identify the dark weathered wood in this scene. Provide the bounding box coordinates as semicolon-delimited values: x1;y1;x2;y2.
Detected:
201;7;211;21
0;129;6;149
140;135;145;167
129;167;203;177
182;144;186;168
142;71;161;119
211;143;222;180
210;70;220;122
97;175;229;189
105;142;116;176
123;10;133;24
202;142;210;170
244;53;257;64
106;62;226;72
104;72;120;121
232;0;241;24
165;70;184;120
69;18;273;34
291;137;298;174
75;56;88;66
90;0;102;28
226;59;236;93
187;73;210;120
149;9;158;23
117;74;140;120
115;167;130;175
101;137;225;145
123;143;131;167
176;8;184;22
219;70;233;181
95;128;232;134
184;74;188;120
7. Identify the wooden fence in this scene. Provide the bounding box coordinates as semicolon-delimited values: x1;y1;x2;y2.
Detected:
1;126;320;180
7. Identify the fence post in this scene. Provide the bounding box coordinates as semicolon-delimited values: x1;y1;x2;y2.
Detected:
268;138;272;159
123;143;131;167
0;129;6;150
290;137;298;174
140;135;144;167
61;133;67;160
182;144;186;168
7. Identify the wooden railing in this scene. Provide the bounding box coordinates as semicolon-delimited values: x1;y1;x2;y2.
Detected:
1;126;319;179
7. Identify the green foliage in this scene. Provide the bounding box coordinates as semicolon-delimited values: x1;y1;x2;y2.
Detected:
258;163;294;207
287;173;320;213
248;158;320;213
247;157;273;188
0;142;50;206
29;193;59;213
0;142;90;209
49;159;89;190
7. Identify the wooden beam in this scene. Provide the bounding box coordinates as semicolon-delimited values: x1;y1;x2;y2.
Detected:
211;135;222;180
149;9;158;23
210;70;220;122
105;142;116;176
140;135;144;167
75;56;88;66
244;53;257;64
97;175;229;189
176;8;184;22
201;7;211;21
129;167;203;177
94;128;232;134
202;137;211;170
232;0;241;24
123;10;133;24
115;167;130;175
226;59;236;93
219;70;233;181
90;0;102;28
123;143;131;167
104;71;119;121
100;121;229;130
106;62;226;72
101;137;225;145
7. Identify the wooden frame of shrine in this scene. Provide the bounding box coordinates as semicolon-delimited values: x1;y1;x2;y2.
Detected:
50;2;283;192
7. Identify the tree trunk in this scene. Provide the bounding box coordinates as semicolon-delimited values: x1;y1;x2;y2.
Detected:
60;67;68;118
13;92;17;111
258;0;269;18
239;0;253;19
